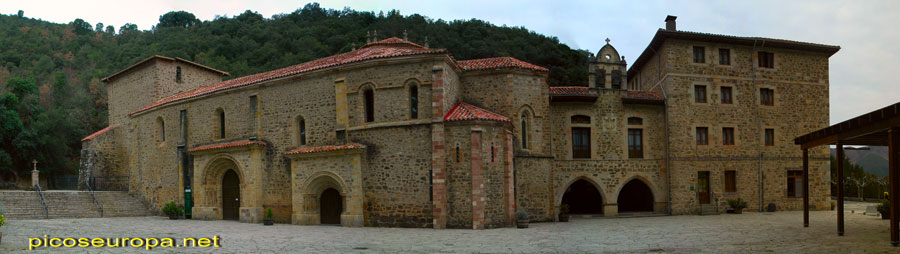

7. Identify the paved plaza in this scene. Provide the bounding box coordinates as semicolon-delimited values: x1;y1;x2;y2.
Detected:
1;202;897;253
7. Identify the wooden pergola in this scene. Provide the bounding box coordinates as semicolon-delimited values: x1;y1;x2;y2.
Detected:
794;101;900;246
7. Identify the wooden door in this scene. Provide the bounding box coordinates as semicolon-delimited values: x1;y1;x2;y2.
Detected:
320;188;343;224
222;170;240;221
698;171;710;204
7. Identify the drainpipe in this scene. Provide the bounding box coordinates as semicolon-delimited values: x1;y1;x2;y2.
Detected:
752;40;766;211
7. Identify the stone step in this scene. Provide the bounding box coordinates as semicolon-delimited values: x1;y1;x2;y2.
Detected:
0;190;151;219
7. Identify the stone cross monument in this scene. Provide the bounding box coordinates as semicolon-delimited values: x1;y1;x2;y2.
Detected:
31;159;39;187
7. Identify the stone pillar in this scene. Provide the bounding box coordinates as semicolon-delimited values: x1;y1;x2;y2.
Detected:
471;128;484;229
431;66;448;229
32;169;39;187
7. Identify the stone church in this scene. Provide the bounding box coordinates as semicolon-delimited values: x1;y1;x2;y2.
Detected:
80;16;839;229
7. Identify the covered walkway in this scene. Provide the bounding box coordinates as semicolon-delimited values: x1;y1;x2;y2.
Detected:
794;101;900;246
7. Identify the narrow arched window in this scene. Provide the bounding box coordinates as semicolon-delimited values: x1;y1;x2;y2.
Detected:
297;116;307;145
364;87;375;123
456;144;460;163
491;143;495;163
521;114;528;150
216;108;225;139
157;117;165;142
409;85;418;119
176;66;182;83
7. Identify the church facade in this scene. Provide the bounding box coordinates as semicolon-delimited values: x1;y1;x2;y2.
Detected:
80;16;839;229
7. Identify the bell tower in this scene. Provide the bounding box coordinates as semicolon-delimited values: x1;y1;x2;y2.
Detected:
588;38;627;90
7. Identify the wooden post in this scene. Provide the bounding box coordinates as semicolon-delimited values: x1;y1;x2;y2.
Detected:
837;143;845;236
803;148;809;227
889;128;899;246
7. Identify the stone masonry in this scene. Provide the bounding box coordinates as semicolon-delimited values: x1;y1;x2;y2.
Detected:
80;17;839;229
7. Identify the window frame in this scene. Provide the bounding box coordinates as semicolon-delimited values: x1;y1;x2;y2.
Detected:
787;170;804;198
722;127;735;145
719;48;731;65
298;116;307;146
363;87;375;123
175;66;183;83
572;127;591;159
696;127;709;145
760;88;775;106
628;128;643;159
693;46;705;63
216;108;225;139
694;85;707;103
720;86;733;104
724;170;737;193
409;84;418;119
759;51;775;68
765;128;775;146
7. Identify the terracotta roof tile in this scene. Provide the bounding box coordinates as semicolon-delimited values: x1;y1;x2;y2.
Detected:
131;37;446;115
187;140;266;153
284;143;366;155
550;86;593;96
457;57;549;72
624;90;665;100
81;125;119;142
443;102;510;123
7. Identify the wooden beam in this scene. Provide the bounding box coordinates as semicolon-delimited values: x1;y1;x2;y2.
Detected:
798;115;900;150
890;128;899;246
837;143;845;236
803;149;809;227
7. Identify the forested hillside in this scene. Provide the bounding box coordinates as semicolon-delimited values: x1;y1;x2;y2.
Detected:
0;3;589;183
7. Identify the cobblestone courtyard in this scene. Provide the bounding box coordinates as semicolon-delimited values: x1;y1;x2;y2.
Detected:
1;203;897;253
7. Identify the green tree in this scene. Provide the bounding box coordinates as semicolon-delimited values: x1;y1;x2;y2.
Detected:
71;18;92;35
158;11;199;28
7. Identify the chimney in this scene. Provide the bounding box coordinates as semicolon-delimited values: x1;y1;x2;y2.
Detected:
665;15;677;31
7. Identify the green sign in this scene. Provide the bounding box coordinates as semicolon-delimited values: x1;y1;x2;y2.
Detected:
690;185;695;191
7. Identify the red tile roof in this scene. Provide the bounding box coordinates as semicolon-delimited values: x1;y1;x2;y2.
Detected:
187;140;267;153
443;102;510;123
102;55;229;82
457;57;549;72
284;143;366;155
549;86;593;96
81;125;119;142
130;37;447;115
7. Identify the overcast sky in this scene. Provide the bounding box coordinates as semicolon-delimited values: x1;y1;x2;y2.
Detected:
2;0;898;124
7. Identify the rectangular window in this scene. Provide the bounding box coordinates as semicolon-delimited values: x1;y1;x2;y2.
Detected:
787;170;803;197
409;86;418;119
694;85;707;103
759;51;774;68
760;88;774;106
722;127;735;145
720;87;732;104
628;129;643;159
693;46;705;63
765;128;774;146
719;48;730;65
696;127;708;145
724;170;737;192
572;127;591;159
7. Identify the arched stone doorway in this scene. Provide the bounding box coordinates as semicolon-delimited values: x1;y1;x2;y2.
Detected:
320;188;343;224
561;179;605;214
617;179;654;213
222;169;241;220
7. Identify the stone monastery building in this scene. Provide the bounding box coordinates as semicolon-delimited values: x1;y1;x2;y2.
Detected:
80;16;840;229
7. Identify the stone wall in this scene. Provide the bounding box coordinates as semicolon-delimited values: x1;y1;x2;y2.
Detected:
79;127;128;191
649;39;831;214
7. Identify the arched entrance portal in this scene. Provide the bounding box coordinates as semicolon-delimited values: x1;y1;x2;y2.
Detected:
561;179;604;214
320;188;343;224
617;179;654;212
222;169;240;220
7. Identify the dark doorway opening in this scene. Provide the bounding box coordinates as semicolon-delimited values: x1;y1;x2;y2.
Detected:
222;169;240;221
618;179;654;212
320;188;343;224
561;179;604;214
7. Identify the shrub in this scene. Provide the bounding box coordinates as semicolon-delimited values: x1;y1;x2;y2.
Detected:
0;213;5;227
266;208;273;219
877;199;890;215
727;198;748;209
515;210;529;221
161;201;183;217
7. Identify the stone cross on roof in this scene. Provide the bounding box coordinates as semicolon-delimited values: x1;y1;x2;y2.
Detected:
605;38;611;44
